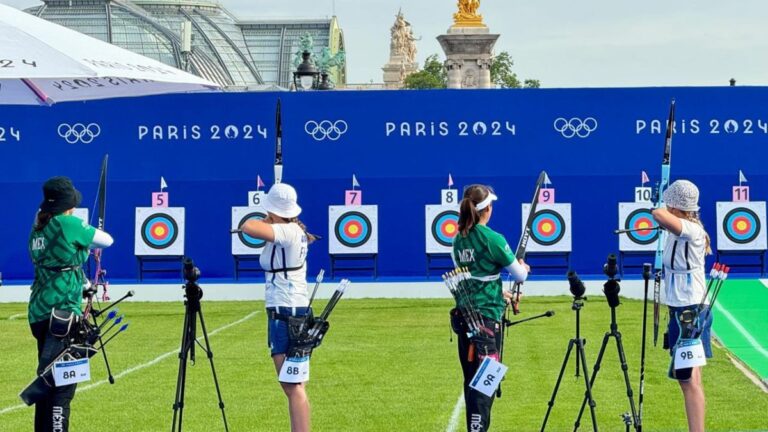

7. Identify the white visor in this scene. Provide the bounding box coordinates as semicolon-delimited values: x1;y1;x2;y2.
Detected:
476;192;498;211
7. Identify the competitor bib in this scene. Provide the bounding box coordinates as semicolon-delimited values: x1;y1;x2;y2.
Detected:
279;356;310;383
674;338;707;369
53;358;91;387
469;357;508;397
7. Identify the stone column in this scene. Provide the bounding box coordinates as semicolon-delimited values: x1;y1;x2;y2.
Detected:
437;26;499;89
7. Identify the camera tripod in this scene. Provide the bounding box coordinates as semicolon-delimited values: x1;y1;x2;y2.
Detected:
573;303;638;432
540;297;597;432
171;259;229;432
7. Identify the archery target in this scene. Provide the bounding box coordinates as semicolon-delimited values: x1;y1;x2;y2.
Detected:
135;207;185;255
521;203;571;252
618;202;660;251
716;201;767;250
72;208;89;224
425;205;460;253
329;205;378;254
232;207;267;255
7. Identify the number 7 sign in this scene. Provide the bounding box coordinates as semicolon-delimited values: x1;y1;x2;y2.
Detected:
345;190;362;206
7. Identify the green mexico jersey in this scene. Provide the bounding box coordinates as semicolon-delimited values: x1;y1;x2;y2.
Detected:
28;214;95;324
452;224;516;322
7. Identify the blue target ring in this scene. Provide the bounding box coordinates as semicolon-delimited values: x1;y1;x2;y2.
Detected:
531;210;565;246
625;209;659;245
334;211;372;248
724;208;760;244
141;213;178;249
432;210;459;247
238;212;267;249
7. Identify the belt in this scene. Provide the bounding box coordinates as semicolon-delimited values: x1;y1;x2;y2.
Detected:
267;306;308;321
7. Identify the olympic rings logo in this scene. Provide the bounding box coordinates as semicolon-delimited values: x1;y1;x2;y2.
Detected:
553;117;598;139
57;123;101;144
305;120;348;141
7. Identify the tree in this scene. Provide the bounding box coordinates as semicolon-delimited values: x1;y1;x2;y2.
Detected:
490;51;542;88
403;54;446;89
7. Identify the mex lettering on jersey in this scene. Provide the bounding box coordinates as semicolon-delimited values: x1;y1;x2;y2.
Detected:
457;248;476;263
31;237;46;251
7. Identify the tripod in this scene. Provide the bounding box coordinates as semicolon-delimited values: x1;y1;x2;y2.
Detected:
171;259;229;432
573;306;638;432
541;298;598;432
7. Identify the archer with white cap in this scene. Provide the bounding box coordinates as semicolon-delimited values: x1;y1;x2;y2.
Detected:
651;179;713;432
240;182;317;432
449;184;530;432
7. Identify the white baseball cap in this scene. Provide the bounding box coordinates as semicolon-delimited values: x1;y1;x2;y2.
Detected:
663;180;700;212
262;183;302;219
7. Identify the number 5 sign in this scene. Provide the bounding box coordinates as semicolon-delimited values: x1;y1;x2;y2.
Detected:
152;192;169;208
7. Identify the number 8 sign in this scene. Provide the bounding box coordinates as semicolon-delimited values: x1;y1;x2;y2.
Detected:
442;189;457;205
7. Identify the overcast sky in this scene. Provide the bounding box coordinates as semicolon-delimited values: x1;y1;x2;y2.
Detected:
4;0;766;87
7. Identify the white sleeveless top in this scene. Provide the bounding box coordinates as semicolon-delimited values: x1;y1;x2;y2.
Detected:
259;223;309;307
662;219;708;307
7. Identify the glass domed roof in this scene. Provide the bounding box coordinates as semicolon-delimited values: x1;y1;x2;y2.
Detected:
28;0;263;88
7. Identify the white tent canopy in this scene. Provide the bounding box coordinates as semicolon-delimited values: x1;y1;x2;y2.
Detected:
0;3;220;105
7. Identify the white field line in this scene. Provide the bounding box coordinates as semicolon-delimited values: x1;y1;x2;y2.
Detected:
0;311;259;416
8;313;25;320
715;304;768;359
445;392;464;432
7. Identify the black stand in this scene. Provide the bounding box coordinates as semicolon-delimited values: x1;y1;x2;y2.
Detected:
541;298;598;432
233;255;265;280
573;307;638;432
171;266;229;432
330;253;378;279
137;255;184;281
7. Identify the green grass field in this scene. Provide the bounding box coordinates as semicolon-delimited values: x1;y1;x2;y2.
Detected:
1;297;766;431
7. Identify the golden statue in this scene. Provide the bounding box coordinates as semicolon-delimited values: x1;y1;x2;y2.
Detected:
453;0;484;27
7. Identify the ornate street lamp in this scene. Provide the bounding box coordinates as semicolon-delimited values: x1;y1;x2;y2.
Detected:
293;50;319;90
317;72;333;90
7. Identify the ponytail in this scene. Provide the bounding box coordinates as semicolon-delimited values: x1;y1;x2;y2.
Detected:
290;217;318;244
34;211;53;232
457;184;492;237
683;211;712;255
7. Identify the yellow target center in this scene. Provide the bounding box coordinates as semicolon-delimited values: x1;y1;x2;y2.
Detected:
638;221;649;229
445;225;456;234
348;225;359;235
154;226;167;236
541;222;553;233
736;221;748;231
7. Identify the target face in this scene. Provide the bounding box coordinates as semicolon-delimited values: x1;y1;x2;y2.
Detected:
329;205;378;254
522;203;572;252
723;208;760;244
425;205;460;253
135;207;185;256
531;210;565;245
625;209;659;245
716;201;767;251
335;211;372;247
432;211;459;246
239;213;267;248
232;207;267;255
619;203;658;251
141;213;178;249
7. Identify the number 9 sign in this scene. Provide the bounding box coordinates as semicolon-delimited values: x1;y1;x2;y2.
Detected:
539;188;555;204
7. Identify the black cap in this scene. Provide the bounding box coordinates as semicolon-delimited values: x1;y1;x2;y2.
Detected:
39;176;82;214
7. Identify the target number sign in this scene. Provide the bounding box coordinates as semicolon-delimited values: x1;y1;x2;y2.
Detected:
716;201;767;251
232;207;267;255
538;188;555;204
72;208;89;224
521;203;572;252
635;187;652;203
345;190;362;206
425;205;460;253
152;192;169;208
732;186;750;202
618;203;659;251
441;189;458;206
248;191;265;207
135;207;185;256
329;205;378;254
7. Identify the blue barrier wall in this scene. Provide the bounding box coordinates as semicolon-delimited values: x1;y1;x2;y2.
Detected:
1;87;766;281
